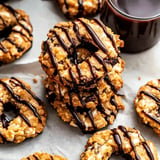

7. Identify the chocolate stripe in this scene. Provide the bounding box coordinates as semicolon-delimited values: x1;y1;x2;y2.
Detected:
0;114;9;128
5;38;24;52
104;75;117;93
112;128;123;153
18;22;32;37
0;42;7;53
69;68;97;130
118;126;141;160
78;19;107;53
0;80;42;123
19;113;31;127
93;18;119;53
12;29;32;42
140;91;160;103
43;41;63;84
0;15;7;26
143;142;154;160
142;111;160;124
10;77;42;105
33;155;39;160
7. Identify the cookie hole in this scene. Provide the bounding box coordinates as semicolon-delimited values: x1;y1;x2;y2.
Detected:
68;41;98;64
1;103;18;128
0;26;12;41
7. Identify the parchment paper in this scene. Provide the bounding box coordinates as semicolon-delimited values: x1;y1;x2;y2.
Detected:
0;0;159;159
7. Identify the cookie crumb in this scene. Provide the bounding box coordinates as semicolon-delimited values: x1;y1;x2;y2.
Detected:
33;78;38;83
41;74;45;78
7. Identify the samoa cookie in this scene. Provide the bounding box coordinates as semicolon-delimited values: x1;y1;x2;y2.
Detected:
0;77;47;143
57;0;102;19
81;126;158;160
21;152;67;160
135;79;160;136
45;77;124;132
39;18;124;89
0;3;33;65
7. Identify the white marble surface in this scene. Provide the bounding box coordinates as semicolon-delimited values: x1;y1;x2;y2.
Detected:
0;0;159;159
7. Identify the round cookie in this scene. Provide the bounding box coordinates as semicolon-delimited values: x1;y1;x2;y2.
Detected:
81;126;158;160
39;18;124;88
0;3;33;66
45;77;124;132
0;77;47;143
57;0;102;19
135;79;160;136
21;152;67;160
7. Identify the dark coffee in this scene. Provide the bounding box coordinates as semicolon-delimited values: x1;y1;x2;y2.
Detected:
101;0;160;53
112;0;160;19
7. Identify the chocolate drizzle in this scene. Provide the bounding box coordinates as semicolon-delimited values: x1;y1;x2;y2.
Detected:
45;19;123;132
143;111;160;125
33;155;39;160
0;79;42;123
68;68;97;132
43;41;63;84
112;128;123;153
10;77;42;105
0;3;32;56
93;18;119;53
142;142;154;160
140;91;160;124
78;18;107;53
5;38;24;52
118;126;141;160
0;42;7;52
1;113;9;128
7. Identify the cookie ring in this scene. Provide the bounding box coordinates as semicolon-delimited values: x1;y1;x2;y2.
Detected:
57;0;102;19
21;152;67;160
0;3;33;66
135;79;160;136
45;77;124;132
0;77;47;143
81;126;158;160
39;18;124;88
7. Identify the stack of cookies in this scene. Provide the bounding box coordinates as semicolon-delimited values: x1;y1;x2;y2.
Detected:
39;18;125;132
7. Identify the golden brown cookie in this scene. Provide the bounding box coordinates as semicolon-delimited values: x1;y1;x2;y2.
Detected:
39;18;124;89
57;0;102;19
135;79;160;136
0;77;47;143
0;3;33;66
45;77;124;132
21;152;67;160
81;126;158;160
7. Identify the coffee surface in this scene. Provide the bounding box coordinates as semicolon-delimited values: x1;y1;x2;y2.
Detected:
111;0;160;18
